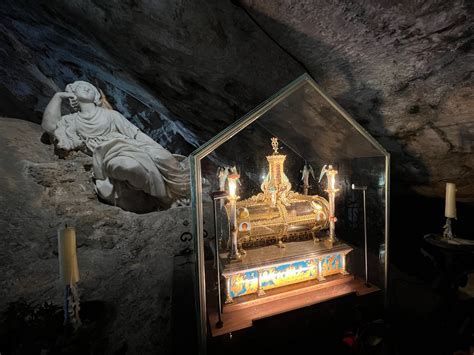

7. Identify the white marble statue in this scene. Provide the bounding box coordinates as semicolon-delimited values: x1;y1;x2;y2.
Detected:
42;81;190;212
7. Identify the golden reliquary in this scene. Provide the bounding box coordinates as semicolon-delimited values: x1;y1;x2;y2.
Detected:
225;138;330;248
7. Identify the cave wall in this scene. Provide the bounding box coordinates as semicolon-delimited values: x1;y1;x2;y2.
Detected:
0;1;472;353
0;0;472;200
240;0;473;200
0;0;301;152
0;117;195;353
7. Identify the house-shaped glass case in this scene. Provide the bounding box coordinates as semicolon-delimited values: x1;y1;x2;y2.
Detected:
190;74;390;353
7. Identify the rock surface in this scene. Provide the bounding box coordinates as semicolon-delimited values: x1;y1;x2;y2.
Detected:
0;117;194;354
240;0;474;200
0;1;472;198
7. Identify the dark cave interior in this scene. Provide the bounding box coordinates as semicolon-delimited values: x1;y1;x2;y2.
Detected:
0;1;473;354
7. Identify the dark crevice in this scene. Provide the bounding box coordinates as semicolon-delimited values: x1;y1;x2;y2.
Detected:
230;0;310;78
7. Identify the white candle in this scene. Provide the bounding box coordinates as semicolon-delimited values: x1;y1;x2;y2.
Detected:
445;183;457;219
227;173;241;259
227;174;239;229
58;226;80;285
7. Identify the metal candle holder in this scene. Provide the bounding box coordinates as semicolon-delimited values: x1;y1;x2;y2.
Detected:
352;184;370;287
443;217;454;239
319;165;339;243
227;174;241;262
211;190;229;329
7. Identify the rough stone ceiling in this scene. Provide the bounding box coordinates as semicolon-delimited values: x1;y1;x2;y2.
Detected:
0;0;472;201
240;0;473;201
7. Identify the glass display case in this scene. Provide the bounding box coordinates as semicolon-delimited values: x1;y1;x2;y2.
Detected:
190;74;390;354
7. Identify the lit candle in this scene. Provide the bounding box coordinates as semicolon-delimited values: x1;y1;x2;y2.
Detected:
58;226;80;285
228;175;238;198
227;174;241;260
445;183;457;219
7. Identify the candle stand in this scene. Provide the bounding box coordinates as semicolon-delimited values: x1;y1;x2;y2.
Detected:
443;218;454;240
210;190;229;329
227;173;242;262
320;165;339;243
352;184;370;287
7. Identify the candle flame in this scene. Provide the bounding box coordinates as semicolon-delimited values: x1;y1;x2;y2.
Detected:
228;174;239;198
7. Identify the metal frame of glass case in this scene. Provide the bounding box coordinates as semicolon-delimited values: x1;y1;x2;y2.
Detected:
190;74;390;354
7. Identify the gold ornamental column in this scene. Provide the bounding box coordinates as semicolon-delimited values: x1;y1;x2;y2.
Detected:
227;173;241;261
325;165;339;242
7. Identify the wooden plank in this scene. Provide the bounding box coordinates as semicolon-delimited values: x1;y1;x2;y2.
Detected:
208;276;379;337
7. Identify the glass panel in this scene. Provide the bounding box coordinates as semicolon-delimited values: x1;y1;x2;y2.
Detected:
256;80;384;161
336;156;387;288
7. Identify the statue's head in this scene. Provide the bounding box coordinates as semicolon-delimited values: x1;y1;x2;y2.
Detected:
65;81;101;106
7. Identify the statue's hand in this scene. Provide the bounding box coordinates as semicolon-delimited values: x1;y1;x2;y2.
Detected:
42;92;78;134
54;92;77;100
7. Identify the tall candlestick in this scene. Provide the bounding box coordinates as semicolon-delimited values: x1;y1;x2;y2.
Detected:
325;165;339;243
227;174;241;261
445;183;456;219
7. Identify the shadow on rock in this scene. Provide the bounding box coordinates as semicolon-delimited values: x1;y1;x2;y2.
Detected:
0;298;118;355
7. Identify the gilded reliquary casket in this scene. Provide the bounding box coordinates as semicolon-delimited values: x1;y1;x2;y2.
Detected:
221;138;351;302
226;138;330;248
234;193;329;247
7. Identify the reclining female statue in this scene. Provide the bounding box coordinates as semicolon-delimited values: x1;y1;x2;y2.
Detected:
42;81;190;212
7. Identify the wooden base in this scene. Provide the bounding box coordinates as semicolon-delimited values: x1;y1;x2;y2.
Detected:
208;275;378;337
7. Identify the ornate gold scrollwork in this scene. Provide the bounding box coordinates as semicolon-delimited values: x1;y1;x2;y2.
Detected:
225;138;330;248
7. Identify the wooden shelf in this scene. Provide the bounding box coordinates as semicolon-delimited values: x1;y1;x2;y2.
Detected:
208;275;379;337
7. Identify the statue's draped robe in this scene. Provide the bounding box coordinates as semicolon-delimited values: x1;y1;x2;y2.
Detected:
54;108;189;204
